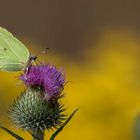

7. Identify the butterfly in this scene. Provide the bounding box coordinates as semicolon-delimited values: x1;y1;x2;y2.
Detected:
0;27;37;72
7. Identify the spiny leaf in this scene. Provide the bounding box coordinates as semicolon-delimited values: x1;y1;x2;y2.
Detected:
50;108;78;140
0;126;24;140
28;130;43;140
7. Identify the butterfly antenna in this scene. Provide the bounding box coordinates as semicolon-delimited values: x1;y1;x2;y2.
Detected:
35;48;50;58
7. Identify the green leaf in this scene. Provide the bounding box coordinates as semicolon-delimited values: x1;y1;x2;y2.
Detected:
133;114;140;140
50;108;78;140
0;126;24;140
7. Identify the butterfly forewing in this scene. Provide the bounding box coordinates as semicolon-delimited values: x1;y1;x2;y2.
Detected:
0;27;29;71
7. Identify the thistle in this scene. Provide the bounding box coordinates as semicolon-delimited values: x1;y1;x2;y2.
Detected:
9;87;65;139
5;63;77;140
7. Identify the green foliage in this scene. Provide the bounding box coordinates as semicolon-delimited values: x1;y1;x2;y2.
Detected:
133;114;140;140
50;108;78;140
0;125;24;140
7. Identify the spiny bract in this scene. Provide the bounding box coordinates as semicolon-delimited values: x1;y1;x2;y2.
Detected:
9;87;65;132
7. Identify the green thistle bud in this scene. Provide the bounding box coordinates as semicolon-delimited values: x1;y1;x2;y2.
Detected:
8;87;65;133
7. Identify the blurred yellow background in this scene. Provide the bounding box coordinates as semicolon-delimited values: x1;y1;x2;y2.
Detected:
0;0;140;140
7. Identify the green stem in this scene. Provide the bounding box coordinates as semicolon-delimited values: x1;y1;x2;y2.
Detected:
50;108;78;140
32;129;44;140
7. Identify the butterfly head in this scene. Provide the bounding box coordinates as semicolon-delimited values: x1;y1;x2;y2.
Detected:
29;55;37;61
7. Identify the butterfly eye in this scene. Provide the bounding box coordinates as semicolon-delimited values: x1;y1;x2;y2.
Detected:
30;55;37;61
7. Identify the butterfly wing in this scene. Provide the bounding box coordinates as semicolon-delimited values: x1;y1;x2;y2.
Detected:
0;27;29;71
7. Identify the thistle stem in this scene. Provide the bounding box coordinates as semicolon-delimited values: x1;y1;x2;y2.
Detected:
32;129;44;140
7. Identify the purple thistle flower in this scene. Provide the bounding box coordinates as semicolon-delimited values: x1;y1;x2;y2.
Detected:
20;63;65;99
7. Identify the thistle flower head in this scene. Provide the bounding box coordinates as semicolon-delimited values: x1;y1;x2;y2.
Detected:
9;63;66;132
9;87;65;131
20;63;65;99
